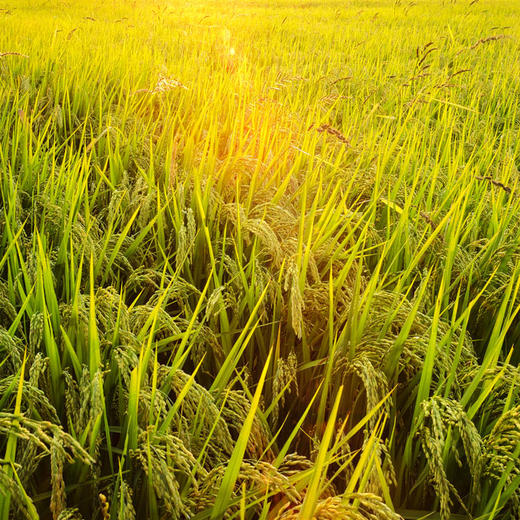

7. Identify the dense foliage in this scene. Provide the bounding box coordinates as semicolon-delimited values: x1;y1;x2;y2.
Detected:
1;0;520;519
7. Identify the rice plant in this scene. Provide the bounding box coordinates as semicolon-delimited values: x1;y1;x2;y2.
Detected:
1;0;520;519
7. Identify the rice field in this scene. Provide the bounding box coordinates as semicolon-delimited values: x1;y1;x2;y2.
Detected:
0;0;520;518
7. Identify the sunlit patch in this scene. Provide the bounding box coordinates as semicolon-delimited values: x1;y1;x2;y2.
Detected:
229;47;236;56
221;27;231;45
